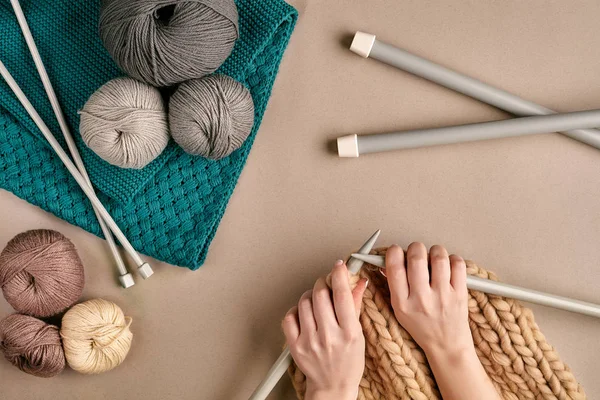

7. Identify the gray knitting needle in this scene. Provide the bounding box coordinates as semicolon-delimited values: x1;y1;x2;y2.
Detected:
349;31;600;151
248;229;381;400
338;109;600;157
10;0;139;287
350;253;600;319
0;60;153;280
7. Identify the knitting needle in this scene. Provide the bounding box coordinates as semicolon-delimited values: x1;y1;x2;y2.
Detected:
349;31;600;151
247;229;381;400
0;60;153;280
350;253;600;319
337;109;600;157
9;0;138;287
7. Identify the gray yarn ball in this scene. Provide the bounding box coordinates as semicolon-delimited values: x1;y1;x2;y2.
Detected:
99;0;239;87
79;77;170;169
169;74;255;160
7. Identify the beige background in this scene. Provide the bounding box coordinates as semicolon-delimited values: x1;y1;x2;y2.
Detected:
2;0;600;399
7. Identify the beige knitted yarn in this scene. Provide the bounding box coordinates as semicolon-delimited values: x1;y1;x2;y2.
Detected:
60;298;133;374
289;248;586;400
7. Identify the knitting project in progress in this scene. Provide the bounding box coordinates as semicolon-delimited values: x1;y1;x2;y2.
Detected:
289;249;586;400
0;0;297;269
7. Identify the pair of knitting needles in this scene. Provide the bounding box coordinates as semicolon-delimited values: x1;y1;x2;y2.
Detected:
337;32;600;157
249;229;600;400
0;0;152;287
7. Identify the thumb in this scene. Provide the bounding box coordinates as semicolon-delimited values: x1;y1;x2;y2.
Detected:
351;278;368;318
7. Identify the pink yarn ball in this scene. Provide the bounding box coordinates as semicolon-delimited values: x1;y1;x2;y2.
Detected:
0;230;85;317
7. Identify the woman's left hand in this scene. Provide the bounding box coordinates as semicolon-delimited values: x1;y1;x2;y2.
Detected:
282;260;368;400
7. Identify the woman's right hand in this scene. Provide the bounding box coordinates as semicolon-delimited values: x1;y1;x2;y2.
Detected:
384;243;501;400
384;243;472;357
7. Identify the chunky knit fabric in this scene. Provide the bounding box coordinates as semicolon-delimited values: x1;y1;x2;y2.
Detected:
289;249;586;400
0;0;297;269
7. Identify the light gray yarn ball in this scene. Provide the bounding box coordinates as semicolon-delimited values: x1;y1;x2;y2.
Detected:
169;74;255;160
99;0;239;87
79;77;170;169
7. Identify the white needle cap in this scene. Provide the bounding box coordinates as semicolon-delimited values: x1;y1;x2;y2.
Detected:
337;134;359;157
119;273;135;288
350;31;376;58
138;262;154;279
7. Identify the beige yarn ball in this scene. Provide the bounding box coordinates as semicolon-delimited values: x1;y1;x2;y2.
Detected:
60;298;132;374
79;77;169;169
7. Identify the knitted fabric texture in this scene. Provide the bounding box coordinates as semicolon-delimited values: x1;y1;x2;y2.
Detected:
289;249;586;400
0;0;297;269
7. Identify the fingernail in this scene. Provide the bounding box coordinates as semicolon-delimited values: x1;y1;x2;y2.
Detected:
335;259;344;266
379;267;387;277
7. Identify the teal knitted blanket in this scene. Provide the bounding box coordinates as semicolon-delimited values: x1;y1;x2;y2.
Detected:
0;0;297;269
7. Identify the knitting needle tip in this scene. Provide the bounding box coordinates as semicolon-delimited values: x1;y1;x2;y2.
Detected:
360;229;381;251
347;230;381;274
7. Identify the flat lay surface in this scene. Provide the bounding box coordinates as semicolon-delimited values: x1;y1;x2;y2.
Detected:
1;0;600;399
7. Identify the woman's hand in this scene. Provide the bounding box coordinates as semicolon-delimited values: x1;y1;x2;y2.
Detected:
282;260;368;400
385;243;472;356
385;243;500;400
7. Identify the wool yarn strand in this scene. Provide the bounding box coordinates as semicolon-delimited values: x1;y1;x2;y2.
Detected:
288;248;586;400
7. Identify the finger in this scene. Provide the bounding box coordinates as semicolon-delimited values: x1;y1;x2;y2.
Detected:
429;245;451;290
282;306;300;344
331;260;358;329
351;278;368;318
406;242;430;295
385;245;408;301
298;290;316;333
312;277;336;331
449;254;467;292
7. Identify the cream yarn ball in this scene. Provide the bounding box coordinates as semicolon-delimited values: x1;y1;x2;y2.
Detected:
79;77;169;169
60;298;133;374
